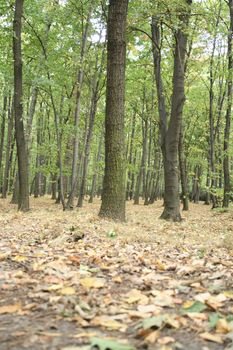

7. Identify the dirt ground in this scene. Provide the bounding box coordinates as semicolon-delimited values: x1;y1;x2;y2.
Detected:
0;197;233;350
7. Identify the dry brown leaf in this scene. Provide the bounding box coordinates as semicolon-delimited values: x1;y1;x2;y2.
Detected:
91;316;126;331
200;332;223;344
158;336;175;345
145;330;160;344
124;289;149;305
0;303;22;314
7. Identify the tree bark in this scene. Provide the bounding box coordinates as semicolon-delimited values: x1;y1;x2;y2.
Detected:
66;7;92;209
152;2;191;221
0;96;7;187
99;0;128;221
223;0;233;208
13;0;29;211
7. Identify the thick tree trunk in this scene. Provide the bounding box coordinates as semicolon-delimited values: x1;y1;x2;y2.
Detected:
223;0;233;208
99;0;128;221
13;0;29;211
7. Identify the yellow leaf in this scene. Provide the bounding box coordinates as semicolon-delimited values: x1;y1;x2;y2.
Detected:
155;260;166;271
12;255;28;262
80;277;105;289
200;332;223;344
48;284;63;291
0;304;22;314
182;300;194;309
60;287;76;296
216;319;232;334
224;291;233;300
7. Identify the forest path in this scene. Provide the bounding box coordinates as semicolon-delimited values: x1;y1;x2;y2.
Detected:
0;197;233;350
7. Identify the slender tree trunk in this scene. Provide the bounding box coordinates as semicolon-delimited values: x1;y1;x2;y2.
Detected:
66;8;92;209
77;45;105;208
223;0;233;208
144;120;153;206
179;123;189;210
134;116;148;205
0;96;7;187
152;2;191;221
192;165;201;203
13;0;29;211
89;127;103;203
2;98;14;198
99;0;128;221
126;112;136;200
77;92;98;207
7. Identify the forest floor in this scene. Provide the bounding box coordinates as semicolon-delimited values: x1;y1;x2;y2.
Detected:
1;197;233;350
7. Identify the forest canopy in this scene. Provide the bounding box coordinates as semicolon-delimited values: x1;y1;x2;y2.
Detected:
0;0;232;221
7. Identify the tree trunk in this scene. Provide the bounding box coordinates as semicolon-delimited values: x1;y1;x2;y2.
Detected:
13;0;29;211
126;112;136;200
89;127;103;204
0;96;7;187
134;116;148;205
152;2;191;221
66;7;92;209
223;0;233;208
2;98;14;198
99;0;128;221
179;123;189;210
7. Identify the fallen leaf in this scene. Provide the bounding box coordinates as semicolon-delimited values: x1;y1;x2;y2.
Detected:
0;304;22;314
216;318;232;333
91;316;126;331
145;330;160;344
91;337;136;350
80;277;105;289
158;336;175;345
60;287;76;296
182;300;207;313
199;332;223;344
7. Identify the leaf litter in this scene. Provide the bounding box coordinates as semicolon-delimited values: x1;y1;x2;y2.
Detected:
0;197;233;350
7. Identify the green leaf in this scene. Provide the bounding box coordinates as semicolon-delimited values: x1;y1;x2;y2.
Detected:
209;313;221;329
142;315;165;330
106;230;117;239
182;301;207;313
91;337;136;350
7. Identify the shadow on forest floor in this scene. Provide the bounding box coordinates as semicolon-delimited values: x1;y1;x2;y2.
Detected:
0;197;233;350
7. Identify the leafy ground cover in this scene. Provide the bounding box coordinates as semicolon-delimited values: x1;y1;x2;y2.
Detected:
0;197;233;350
